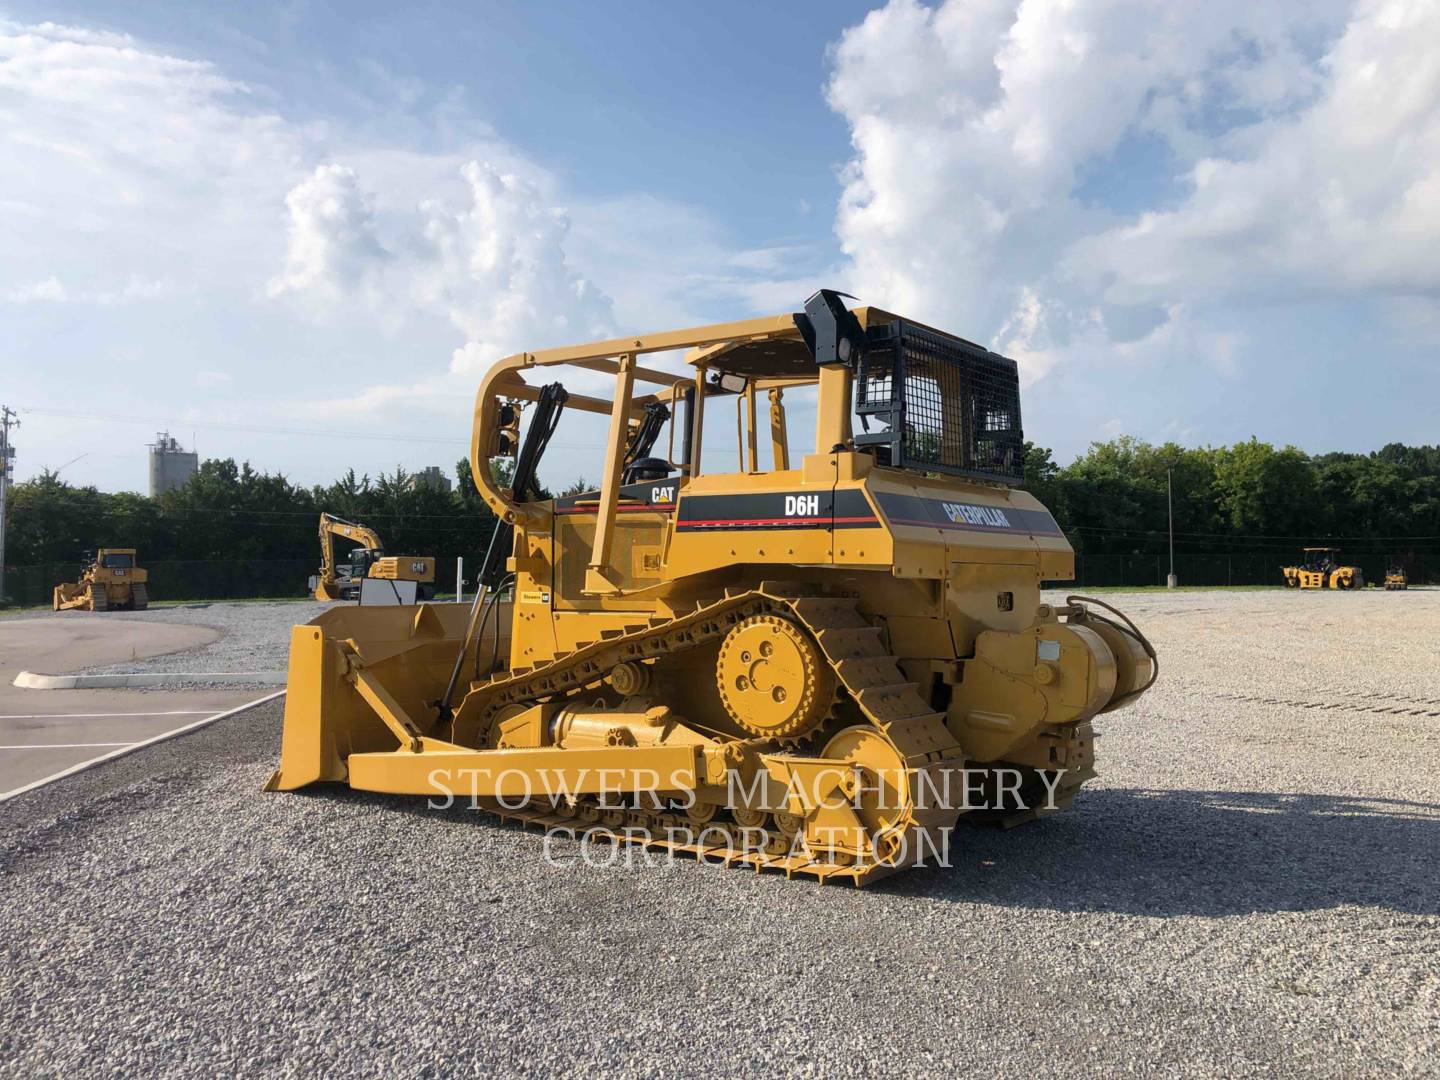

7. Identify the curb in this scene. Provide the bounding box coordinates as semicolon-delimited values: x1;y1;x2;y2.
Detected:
14;670;287;690
0;689;287;803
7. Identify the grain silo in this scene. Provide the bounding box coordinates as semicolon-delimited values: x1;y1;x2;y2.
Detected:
148;432;198;496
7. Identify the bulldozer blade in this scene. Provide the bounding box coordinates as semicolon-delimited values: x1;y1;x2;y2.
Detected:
266;602;499;792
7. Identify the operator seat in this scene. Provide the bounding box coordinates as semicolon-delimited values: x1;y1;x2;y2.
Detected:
625;457;673;483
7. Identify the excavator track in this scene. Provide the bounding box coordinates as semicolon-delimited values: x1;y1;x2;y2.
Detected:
451;584;971;885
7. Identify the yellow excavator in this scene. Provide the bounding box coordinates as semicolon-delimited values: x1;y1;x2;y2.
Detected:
269;291;1157;885
311;513;436;602
53;549;149;611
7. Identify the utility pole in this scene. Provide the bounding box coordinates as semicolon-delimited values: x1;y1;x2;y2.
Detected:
1166;467;1178;589
0;406;18;606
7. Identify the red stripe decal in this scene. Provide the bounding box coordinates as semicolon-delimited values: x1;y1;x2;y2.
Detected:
678;516;879;528
555;503;675;515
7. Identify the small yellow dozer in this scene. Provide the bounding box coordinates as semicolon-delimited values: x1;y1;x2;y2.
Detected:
268;291;1157;885
1282;547;1364;590
311;513;436;601
53;549;149;612
1384;567;1408;591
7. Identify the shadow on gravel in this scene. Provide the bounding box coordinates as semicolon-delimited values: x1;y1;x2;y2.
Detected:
884;787;1440;916
295;784;1439;915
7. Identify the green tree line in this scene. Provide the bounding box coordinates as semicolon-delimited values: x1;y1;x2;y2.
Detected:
7;438;1439;577
6;458;507;570
1025;438;1440;565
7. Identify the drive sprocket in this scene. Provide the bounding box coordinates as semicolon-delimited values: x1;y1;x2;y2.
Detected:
715;614;833;740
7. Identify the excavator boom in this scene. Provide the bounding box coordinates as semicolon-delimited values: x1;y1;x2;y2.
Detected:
313;513;435;601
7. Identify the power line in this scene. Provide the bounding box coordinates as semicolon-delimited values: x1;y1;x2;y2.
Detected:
16;405;605;452
1066;524;1440;542
0;490;513;521
18;406;465;446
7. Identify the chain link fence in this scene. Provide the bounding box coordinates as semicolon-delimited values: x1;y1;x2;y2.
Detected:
1057;552;1435;588
3;559;319;608
4;550;1433;608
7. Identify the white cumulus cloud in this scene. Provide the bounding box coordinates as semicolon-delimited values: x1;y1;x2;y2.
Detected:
1069;0;1440;304
268;164;389;302
6;276;68;303
263;158;618;408
416;162;616;373
0;18;649;429
826;0;1438;385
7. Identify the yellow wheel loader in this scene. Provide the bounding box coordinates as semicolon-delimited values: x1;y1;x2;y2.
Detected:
53;549;149;611
311;513;436;602
268;291;1157;885
1282;547;1364;590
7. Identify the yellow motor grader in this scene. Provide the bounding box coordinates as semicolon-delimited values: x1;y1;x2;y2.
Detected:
53;549;149;611
1282;547;1364;590
268;291;1156;885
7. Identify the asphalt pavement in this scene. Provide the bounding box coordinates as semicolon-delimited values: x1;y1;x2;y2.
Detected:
0;615;258;796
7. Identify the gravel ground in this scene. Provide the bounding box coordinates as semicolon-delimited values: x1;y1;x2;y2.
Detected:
7;601;331;686
1;589;1437;1077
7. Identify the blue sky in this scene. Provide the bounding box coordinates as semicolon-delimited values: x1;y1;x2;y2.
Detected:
2;0;1438;493
56;0;871;236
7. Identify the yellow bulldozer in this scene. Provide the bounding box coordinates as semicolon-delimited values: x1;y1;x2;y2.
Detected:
1282;547;1364;590
267;291;1157;885
53;549;149;611
311;513;436;602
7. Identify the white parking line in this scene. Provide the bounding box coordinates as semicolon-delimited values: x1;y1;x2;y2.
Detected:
0;690;285;803
0;742;135;749
0;710;214;720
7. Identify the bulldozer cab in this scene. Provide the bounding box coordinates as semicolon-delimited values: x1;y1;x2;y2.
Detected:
470;291;1033;607
98;550;135;572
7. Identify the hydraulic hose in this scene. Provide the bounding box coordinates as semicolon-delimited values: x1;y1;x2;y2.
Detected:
476;573;516;682
438;570;492;721
438;383;566;722
434;569;515;733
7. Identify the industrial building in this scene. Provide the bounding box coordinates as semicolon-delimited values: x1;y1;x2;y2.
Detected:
148;432;198;496
409;465;452;493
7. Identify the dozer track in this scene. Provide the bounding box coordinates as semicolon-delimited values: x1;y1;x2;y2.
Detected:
450;584;974;885
130;583;148;610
